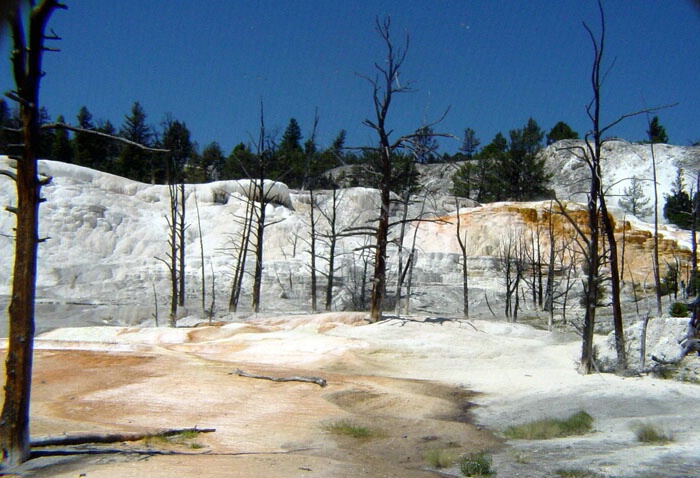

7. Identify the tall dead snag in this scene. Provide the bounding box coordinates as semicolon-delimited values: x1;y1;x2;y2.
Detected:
360;17;413;322
0;1;65;468
455;199;470;319
575;1;670;372
317;187;343;311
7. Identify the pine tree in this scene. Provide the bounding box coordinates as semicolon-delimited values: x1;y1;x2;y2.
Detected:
459;127;480;159
647;116;668;144
546;121;579;145
161;118;193;183
664;168;693;228
618;176;652;218
73;106;97;167
192;141;225;182
95;120;120;173
475;132;508;202
502;118;551;201
49;114;72;163
117;101;153;182
277;117;305;187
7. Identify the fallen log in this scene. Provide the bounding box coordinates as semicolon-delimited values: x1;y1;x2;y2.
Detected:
231;368;327;387
31;426;215;448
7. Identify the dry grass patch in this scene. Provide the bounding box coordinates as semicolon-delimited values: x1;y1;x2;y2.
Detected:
321;419;383;439
504;410;594;440
633;422;674;444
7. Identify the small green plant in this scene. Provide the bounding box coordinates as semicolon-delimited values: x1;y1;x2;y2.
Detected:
322;419;374;438
459;452;494;477
669;301;688;317
504;410;594;440
633;422;673;444
424;448;458;469
145;430;203;448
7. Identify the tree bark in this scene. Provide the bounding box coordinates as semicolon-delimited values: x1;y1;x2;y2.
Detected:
1;1;65;468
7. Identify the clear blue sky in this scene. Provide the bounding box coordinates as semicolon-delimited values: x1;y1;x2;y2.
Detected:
2;1;699;155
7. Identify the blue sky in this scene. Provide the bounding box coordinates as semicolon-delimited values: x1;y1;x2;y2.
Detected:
2;1;699;155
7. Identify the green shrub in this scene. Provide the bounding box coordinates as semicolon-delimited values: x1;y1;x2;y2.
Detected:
460;452;495;476
504;410;594;440
670;302;688;317
633;422;673;444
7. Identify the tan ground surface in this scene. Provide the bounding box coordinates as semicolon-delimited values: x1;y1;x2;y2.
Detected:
17;345;499;477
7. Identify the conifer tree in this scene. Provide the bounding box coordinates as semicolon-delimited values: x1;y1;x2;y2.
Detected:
49;114;72;163
460;127;480;159
618;176;652;218
646;116;669;144
546;121;579;145
664;168;693;229
117;101;153;182
278;117;305;187
73;106;98;167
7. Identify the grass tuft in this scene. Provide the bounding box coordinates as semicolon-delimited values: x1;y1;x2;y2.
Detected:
322;419;377;438
633;422;673;444
459;451;495;477
504;410;594;440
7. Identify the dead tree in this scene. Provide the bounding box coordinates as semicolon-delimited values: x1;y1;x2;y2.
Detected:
308;189;319;311
498;229;525;322
193;187;206;313
360;17;450;321
455;199;470;319
0;2;66;467
317;187;344;311
360;17;411;322
227;188;254;312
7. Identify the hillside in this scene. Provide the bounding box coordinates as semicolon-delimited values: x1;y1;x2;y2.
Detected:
1;140;698;330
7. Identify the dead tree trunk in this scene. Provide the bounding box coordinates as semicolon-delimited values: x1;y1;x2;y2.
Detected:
455;199;470;319
178;182;186;307
0;2;65;468
309;189;319;312
362;17;410;322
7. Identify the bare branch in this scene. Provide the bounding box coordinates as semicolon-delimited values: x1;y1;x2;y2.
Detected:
42;122;169;153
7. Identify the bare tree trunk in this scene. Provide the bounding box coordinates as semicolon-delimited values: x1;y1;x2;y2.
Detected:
193;187;206;312
323;188;340;311
309;190;318;312
363;18;410;323
228;194;253;312
178;183;186;307
1;1;65;468
649;139;662;315
394;191;411;317
251;179;266;313
455;199;470;319
599;194;627;370
166;183;179;326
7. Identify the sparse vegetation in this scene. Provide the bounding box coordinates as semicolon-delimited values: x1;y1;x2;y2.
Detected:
633;422;673;444
144;429;204;449
670;301;688;317
459;451;495;476
504;410;594;440
322;419;377;438
424;448;459;469
555;469;602;477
